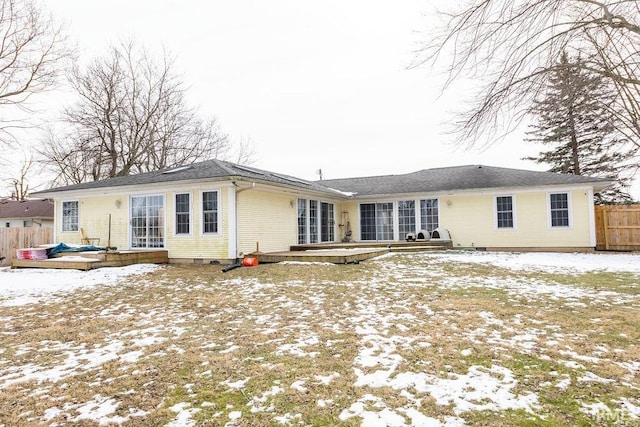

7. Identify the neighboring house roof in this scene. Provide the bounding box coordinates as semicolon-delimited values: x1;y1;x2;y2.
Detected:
319;165;612;197
0;199;54;219
33;159;341;197
33;161;612;199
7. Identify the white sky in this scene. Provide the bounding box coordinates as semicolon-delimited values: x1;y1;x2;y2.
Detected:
5;0;637;197
45;1;538;174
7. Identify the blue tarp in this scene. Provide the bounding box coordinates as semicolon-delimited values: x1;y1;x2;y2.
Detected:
47;243;104;257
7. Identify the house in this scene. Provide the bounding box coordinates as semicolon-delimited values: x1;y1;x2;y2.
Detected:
33;160;611;263
0;199;54;228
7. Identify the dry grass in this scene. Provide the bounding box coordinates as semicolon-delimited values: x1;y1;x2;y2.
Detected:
1;253;639;426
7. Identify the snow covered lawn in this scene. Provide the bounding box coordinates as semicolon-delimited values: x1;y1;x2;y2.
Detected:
0;251;639;426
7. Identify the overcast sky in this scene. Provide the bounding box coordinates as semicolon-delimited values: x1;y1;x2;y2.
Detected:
6;0;606;194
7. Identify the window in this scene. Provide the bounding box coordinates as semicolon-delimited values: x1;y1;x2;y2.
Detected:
297;198;307;244
398;200;416;238
202;191;219;234
175;193;191;235
420;199;439;233
495;196;514;229
550;193;570;227
62;201;79;232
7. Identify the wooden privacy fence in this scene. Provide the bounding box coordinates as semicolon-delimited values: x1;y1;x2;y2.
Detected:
595;205;640;251
0;227;53;265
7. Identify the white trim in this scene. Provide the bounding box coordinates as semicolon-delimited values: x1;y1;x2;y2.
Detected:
494;194;517;230
296;197;337;243
129;194;166;249
587;188;596;246
419;198;440;233
358;201;395;241
228;187;237;258
547;191;573;229
296;198;307;245
397;199;420;240
349;184;598;201
173;192;193;237
61;199;79;232
200;189;222;236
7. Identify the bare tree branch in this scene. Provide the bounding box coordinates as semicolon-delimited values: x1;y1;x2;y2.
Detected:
39;40;232;185
418;0;640;148
0;0;70;146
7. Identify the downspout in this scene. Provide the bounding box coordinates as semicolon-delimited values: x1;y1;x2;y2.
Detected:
587;188;596;248
231;181;255;261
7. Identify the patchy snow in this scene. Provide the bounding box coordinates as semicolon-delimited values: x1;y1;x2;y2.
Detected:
1;251;638;425
429;250;640;274
166;402;199;427
0;264;160;306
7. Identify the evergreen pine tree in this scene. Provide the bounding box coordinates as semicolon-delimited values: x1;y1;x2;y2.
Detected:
525;52;636;203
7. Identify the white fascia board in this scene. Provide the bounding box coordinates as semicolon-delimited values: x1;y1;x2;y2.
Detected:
36;178;238;199
352;183;601;201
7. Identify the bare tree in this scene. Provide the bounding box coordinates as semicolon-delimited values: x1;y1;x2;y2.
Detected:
39;40;231;185
0;0;69;146
232;136;257;166
419;0;640;149
10;156;35;200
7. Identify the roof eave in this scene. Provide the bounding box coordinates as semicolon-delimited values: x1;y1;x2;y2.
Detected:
343;181;613;199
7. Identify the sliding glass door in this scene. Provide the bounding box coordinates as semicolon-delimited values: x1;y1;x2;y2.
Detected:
297;198;335;244
130;195;165;248
360;203;394;241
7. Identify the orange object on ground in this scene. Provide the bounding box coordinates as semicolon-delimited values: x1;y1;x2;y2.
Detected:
242;257;259;267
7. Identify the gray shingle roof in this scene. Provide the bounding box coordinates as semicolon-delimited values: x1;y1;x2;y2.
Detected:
34;161;612;199
0;199;54;219
34;159;338;196
318;165;612;197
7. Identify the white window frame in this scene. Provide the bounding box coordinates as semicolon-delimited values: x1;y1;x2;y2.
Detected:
61;200;79;232
129;194;166;249
547;191;572;228
359;202;394;241
419;198;439;234
397;200;416;239
297;198;307;244
297;197;336;244
494;194;516;230
201;190;221;236
174;192;192;236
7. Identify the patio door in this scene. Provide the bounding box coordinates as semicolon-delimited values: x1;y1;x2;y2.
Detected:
360;202;394;241
320;202;335;242
130;195;165;248
297;199;335;244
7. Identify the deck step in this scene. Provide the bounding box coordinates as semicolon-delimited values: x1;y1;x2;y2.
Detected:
255;248;389;264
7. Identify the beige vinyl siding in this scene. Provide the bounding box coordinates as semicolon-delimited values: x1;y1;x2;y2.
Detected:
166;187;230;260
439;189;593;248
54;185;232;260
338;202;360;242
341;188;593;249
56;196;130;248
237;189;297;255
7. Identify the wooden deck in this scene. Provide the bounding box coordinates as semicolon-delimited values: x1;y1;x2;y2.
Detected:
254;248;390;264
255;240;452;264
290;240;452;252
11;250;169;271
